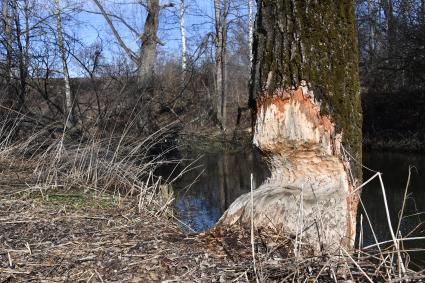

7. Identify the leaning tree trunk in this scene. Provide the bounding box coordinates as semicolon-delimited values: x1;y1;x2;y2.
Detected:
219;0;362;253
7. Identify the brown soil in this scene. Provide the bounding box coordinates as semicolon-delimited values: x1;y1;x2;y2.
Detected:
1;158;424;282
0;158;280;282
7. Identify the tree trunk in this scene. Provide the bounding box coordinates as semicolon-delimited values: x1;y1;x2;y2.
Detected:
91;0;165;134
367;0;375;58
248;0;254;68
214;0;228;130
11;0;27;109
381;0;395;51
138;0;160;89
422;0;425;24
2;0;13;108
219;0;362;252
179;0;187;73
54;0;74;127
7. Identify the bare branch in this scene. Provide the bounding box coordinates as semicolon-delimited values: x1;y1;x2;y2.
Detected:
91;0;139;63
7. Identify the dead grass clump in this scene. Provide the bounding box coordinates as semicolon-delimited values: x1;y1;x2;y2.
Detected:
0;113;182;214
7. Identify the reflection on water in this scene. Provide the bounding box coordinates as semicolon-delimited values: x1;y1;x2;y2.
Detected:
360;151;425;267
166;148;425;266
172;149;269;231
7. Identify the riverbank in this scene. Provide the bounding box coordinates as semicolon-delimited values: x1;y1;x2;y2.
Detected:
0;158;255;281
1;192;253;282
176;127;253;154
362;90;425;152
1;156;425;282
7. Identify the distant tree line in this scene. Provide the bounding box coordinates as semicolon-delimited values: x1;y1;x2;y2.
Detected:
356;0;425;92
357;0;425;149
0;0;424;144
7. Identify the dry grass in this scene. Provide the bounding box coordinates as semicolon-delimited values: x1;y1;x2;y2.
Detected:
0;112;183;209
0;114;424;282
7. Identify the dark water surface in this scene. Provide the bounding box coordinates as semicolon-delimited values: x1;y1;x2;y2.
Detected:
167;149;425;266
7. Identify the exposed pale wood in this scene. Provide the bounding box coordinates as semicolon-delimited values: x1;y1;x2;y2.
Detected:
219;87;359;252
231;1;361;252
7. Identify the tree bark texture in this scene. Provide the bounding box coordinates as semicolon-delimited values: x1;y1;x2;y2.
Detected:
381;0;395;50
1;0;13;108
11;0;28;109
221;0;362;252
248;0;254;67
180;0;187;72
54;0;74;126
422;0;425;23
138;0;160;89
214;0;228;130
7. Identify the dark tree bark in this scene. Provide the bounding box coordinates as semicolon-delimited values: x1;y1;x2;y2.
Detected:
221;0;362;252
138;0;160;89
214;0;229;130
381;0;395;51
1;0;13;108
422;0;425;24
12;0;29;110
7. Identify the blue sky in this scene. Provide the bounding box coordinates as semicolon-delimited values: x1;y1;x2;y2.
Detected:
64;0;252;75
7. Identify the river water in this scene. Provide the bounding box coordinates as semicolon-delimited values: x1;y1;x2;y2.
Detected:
166;148;425;266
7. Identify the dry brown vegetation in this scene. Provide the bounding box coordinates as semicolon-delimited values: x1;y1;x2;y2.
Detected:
0;133;424;282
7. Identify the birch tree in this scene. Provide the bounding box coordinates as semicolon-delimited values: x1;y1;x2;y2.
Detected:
179;0;187;72
54;0;74;127
248;0;253;68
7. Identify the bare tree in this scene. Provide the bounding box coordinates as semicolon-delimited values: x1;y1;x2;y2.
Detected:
381;0;395;50
214;0;229;130
138;0;161;88
422;0;425;23
179;0;187;73
1;0;13;108
91;0;174;89
54;0;74;127
248;0;253;68
11;0;31;109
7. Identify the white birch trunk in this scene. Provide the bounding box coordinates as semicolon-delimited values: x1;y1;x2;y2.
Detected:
248;0;254;67
179;0;187;72
54;0;73;127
